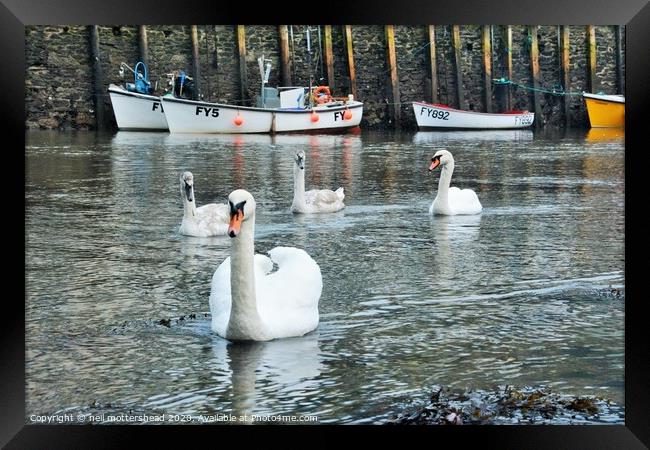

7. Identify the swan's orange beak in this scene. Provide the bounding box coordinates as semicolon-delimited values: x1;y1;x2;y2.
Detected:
429;159;440;171
228;210;244;238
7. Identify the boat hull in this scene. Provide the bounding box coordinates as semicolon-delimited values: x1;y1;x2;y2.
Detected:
583;93;625;128
273;102;363;132
108;84;168;130
413;101;534;129
162;97;274;133
162;96;363;134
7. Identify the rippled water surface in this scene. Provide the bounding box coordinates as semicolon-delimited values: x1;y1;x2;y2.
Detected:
26;128;625;424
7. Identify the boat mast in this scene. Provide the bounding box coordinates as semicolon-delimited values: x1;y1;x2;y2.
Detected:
258;54;271;108
306;27;313;108
317;26;324;81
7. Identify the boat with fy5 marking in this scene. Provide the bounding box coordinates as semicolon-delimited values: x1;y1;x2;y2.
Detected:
161;97;275;133
161;88;362;134
583;93;625;128
161;55;362;134
412;101;534;130
108;62;168;131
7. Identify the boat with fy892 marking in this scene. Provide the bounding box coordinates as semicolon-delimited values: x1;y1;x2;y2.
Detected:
412;101;534;130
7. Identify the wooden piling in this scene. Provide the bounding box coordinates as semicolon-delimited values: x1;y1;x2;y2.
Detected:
385;25;401;127
236;25;248;105
343;25;357;99
560;25;571;127
528;25;542;126
278;25;292;86
482;25;492;112
323;25;335;91
504;25;513;110
451;25;464;109
615;25;623;94
138;25;148;66
427;25;438;104
190;25;201;100
587;25;597;93
89;25;106;131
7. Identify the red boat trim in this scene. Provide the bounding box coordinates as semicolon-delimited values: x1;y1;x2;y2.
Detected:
412;101;532;116
164;95;363;113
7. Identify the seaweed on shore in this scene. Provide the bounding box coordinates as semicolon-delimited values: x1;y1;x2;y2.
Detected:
389;385;624;425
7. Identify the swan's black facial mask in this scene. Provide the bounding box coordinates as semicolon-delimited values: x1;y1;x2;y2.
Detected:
184;181;193;202
296;154;304;170
229;200;246;216
429;156;441;172
228;200;247;238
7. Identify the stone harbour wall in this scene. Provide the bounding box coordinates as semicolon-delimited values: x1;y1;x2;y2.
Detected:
24;25;625;130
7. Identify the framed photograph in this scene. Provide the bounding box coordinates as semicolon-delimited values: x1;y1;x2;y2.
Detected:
6;0;648;447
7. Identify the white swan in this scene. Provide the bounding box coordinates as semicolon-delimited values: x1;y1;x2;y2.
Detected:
291;150;345;213
209;189;322;341
428;150;483;215
179;171;230;237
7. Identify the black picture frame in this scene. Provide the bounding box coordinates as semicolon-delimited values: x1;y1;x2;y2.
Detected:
5;0;648;447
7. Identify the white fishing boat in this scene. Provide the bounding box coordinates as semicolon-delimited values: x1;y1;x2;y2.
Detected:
162;54;362;134
108;62;168;131
273;93;363;132
161;95;362;134
108;84;167;131
161;97;275;133
412;101;534;129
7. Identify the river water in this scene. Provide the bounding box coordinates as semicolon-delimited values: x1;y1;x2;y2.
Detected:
25;128;625;424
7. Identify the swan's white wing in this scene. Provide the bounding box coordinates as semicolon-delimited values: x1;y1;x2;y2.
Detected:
448;187;483;215
256;246;322;338
209;256;232;336
304;189;345;212
209;254;275;337
195;203;230;236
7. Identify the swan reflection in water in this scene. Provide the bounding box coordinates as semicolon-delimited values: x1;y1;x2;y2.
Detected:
209;331;324;422
429;214;482;285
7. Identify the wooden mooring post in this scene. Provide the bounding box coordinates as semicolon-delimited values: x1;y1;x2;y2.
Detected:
482;25;492;113
190;25;201;100
385;25;401;127
427;25;438;104
278;25;292;86
615;25;624;94
451;25;464;109
138;25;148;66
504;25;513;111
560;25;571;127
528;25;542;127
89;25;107;131
343;25;357;99
323;25;335;91
236;25;248;105
587;25;597;93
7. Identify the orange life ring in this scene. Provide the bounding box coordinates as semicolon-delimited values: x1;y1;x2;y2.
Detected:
313;86;332;104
